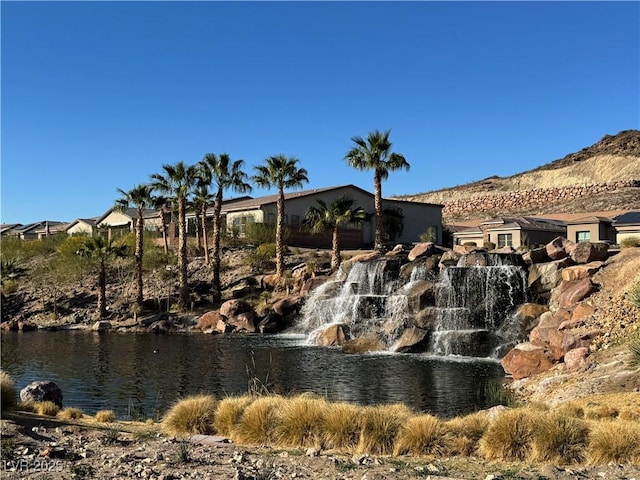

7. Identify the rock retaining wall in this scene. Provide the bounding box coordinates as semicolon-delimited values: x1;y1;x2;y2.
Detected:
442;180;640;216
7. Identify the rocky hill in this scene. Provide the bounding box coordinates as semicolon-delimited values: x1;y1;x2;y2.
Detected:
398;130;640;221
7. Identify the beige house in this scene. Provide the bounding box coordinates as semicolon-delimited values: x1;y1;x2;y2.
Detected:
219;184;444;248
65;218;98;236
565;216;616;244
95;208;156;239
613;212;640;243
453;217;566;249
13;221;67;240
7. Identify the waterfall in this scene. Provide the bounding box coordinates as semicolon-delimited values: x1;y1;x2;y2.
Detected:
295;252;529;358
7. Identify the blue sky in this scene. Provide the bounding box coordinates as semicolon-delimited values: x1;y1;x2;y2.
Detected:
2;1;638;225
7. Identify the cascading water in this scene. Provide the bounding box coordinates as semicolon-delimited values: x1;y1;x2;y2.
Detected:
296;252;529;358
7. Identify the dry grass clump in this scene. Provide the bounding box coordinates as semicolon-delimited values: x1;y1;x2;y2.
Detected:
531;413;590;464
321;402;362;451
393;413;451;456
555;402;585;419
57;407;84;420
356;404;412;455
584;405;619;420
273;394;329;448
479;408;536;461
94;410;117;423
17;400;39;414
446;411;490;456
231;395;283;445
214;395;254;437
587;420;640;464
0;371;17;410
34;401;60;416
162;395;217;436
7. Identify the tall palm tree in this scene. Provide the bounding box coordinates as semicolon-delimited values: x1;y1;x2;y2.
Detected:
150;161;198;309
190;183;213;258
199;153;252;301
77;237;128;318
345;130;409;252
114;184;154;306
303;195;369;272
253;155;308;277
150;194;170;255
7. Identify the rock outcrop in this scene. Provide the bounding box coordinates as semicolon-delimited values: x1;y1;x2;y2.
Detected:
20;381;63;407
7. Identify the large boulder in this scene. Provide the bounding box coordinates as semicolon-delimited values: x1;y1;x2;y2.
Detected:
439;250;462;269
147;319;177;334
220;299;253;319
561;262;605;282
564;347;589;372
513;303;549;333
226;312;257;333
528;258;573;295
457;252;488;267
401;280;436;312
551;278;598;310
257;312;294;334
569;242;608;264
20;381;63;407
408;242;436;262
570;302;596;322
391;327;430;353
316;323;351;347
301;276;330;295
546;237;576;261
271;295;304;317
522;247;550;265
411;307;441;330
195;311;223;331
501;343;554;380
529;312;589;360
342;336;385;354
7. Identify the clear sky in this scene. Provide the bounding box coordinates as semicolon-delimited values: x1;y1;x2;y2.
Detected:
1;1;638;225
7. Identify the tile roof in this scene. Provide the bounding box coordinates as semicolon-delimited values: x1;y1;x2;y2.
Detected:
565;216;614;224
613;211;640;225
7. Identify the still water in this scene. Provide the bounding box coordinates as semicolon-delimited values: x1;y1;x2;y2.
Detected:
1;331;505;419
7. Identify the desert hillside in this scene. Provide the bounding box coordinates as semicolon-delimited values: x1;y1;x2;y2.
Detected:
398;130;640;221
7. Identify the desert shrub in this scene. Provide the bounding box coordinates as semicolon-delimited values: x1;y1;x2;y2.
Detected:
58;407;84;420
479;408;536;461
56;234;90;258
1;279;19;295
162;395;217;436
462;242;477;247
356;404;413;455
445;411;490;456
393;413;451;456
231;395;283;445
531;413;589;464
483;241;496;250
94;410;117;423
214;395;255;437
555;403;585;419
584;405;619;420
245;222;277;245
628;283;640;308
245;243;278;272
0;371;17;411
321;402;362;451
620;236;640;248
0;258;26;281
419;226;437;243
273;394;329;448
35;401;60;416
484;380;519;407
17;401;39;414
588;420;640;464
629;338;640;367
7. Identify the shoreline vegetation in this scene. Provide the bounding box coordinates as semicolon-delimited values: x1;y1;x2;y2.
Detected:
2;366;640;479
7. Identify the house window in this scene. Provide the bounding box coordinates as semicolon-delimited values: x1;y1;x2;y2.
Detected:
497;233;513;248
283;215;288;224
231;215;255;236
291;215;300;226
576;231;590;243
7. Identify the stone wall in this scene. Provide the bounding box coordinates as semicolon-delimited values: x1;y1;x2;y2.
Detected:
442;180;639;216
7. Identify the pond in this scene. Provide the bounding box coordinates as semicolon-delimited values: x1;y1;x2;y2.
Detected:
1;331;505;419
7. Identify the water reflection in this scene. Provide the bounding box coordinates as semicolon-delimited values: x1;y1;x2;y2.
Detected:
1;331;504;419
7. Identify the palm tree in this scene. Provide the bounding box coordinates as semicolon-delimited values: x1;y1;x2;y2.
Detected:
149;194;170;255
303;195;369;272
199;153;252;301
189;184;212;257
77;237;128;318
114;184;154;306
150;161;198;309
345;130;409;252
253;155;308;277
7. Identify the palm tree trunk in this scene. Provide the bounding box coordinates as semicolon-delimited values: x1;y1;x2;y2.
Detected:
195;212;202;255
211;190;223;302
161;209;169;255
374;172;383;252
178;195;189;309
135;213;144;306
201;203;210;264
275;188;285;277
98;259;107;318
331;225;341;272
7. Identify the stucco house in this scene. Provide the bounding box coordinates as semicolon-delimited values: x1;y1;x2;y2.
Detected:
0;224;23;236
95;208;156;239
613;211;640;243
13;221;68;240
453;216;566;249
565;216;616;244
216;184;444;248
65;218;98;236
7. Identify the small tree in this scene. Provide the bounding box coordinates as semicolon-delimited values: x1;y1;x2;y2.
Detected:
303;196;369;271
253;155;308;277
77;237;128;318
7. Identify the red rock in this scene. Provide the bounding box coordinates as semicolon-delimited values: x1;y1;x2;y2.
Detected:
561;262;604;282
501;343;554;380
571;302;596;321
546;237;575;261
220;299;252;319
438;250;462;268
342;336;385;354
408;242;436;261
569;242;608;264
513;303;549;333
551;278;598;309
196;311;222;330
272;295;304;316
316;323;350;347
227;312;257;333
564;347;589;372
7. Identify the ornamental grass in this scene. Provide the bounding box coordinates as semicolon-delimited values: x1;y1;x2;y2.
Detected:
161;394;217;436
